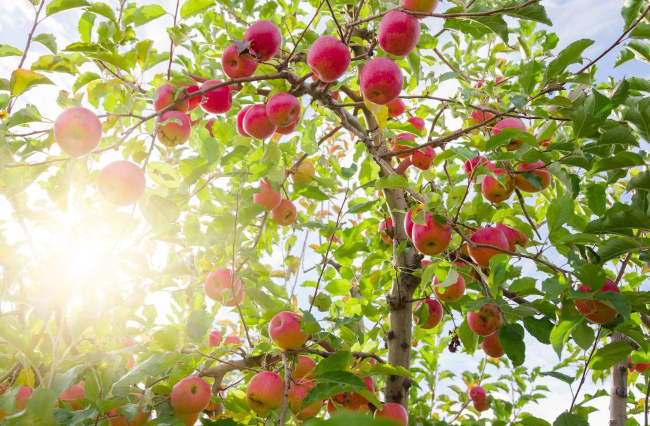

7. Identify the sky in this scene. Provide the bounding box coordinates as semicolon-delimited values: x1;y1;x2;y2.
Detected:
1;0;649;425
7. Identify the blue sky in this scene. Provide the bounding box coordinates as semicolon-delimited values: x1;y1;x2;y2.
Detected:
1;1;648;425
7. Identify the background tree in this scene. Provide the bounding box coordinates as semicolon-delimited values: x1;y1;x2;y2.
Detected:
0;0;649;425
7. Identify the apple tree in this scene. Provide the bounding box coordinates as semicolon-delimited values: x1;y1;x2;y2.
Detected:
0;0;649;425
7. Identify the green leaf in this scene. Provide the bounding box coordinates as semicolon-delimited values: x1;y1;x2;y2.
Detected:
553;412;589;426
595;291;630;319
122;4;166;27
545;39;594;81
46;0;90;15
506;4;552;25
300;310;322;334
5;104;42;128
180;0;214;19
517;415;551;426
547;195;573;234
593;151;645;172
498;323;525;366
148;162;183;188
111;353;181;395
540;371;574;384
304;411;394;426
185;309;212;340
523;316;553;344
312;351;351;376
597;236;641;263
376;174;408;189
458;319;477;353
0;44;22;57
33;34;57;54
9;69;53;96
550;320;578;358
571;321;595;350
589;341;633;370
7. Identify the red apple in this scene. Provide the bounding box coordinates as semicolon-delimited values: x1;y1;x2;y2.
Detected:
470;108;495;124
203;268;245;306
515;161;552;193
374;402;408;426
390;133;415;158
408;117;425;133
288;380;321;420
433;272;466;302
411;213;451;256
575;278;620;324
468;386;489;412
496;223;528;251
108;394;149;426
154;84;189;112
468;303;502;336
268;311;308;350
411;146;435;170
292;356;317;381
413;298;443;329
379;218;394;245
253;179;282;211
307;36;351;83
200;80;232;114
378;10;420;57
464;155;495;176
246;371;284;415
387;98;406;118
271;199;297;226
224;335;243;345
236;105;253;137
59;382;85;410
481;331;504;357
221;44;258;79
15;386;31;410
244;20;282;61
360;57;403;105
180;83;202;110
635;362;649;373
97;160;146;206
54;107;102;156
157;110;191;146
481;168;515;203
401;0;438;13
404;204;423;238
266;93;301;127
275;121;298;135
346;376;375;411
205;118;216;137
171;376;211;414
173;411;199;426
243;104;276;139
492;118;527;151
209;330;222;347
468;226;510;267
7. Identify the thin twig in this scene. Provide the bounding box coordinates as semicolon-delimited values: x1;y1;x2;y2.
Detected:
167;0;181;80
569;326;601;412
515;189;541;239
231;187;254;348
324;0;345;40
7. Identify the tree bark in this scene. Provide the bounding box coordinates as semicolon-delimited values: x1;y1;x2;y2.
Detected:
609;333;628;426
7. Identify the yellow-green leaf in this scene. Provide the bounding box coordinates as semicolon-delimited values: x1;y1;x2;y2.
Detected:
9;69;53;96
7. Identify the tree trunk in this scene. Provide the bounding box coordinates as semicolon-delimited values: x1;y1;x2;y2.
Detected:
609;333;628;426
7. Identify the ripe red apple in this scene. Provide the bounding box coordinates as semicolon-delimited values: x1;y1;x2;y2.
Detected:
404;204;423;238
268;311;308;350
390;133;415;158
634;362;649;373
253;179;282;211
292;356;317;381
307;36;351;83
205;118;216;137
496;223;528;251
171;376;211;414
464;155;495;176
408;117;425;133
492;118;527;151
468;303;502;336
360;57;403;105
481;168;515;203
15;386;32;410
468;386;489;412
468;226;510;267
97;160;146;206
288;380;321;420
292;159;315;183
59;381;85;410
413;298;443;329
266;93;301;127
224;335;243;345
411;213;451;256
180;83;202;110
209;330;222;347
203;268;245;306
221;44;258;79
200;80;232;114
346;376;375;411
470;108;495;124
401;0;438;13
379;218;394;244
387;98;406;118
243;104;276;139
157;110;191;146
374;402;408;426
108;394;149;426
575;278;620;324
272;199;297;226
54;107;102;156
275;120;298;135
515;161;552;193
244;20;281;61
411;146;435;170
236;105;252;137
246;371;284;415
378;10;420;57
173;411;199;426
481;331;504;357
433;273;466;302
154;84;189;112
